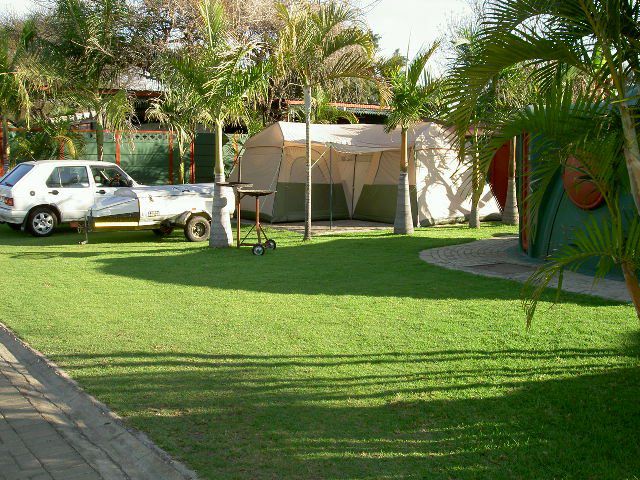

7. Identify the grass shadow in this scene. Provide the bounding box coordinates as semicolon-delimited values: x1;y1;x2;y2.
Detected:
55;343;640;480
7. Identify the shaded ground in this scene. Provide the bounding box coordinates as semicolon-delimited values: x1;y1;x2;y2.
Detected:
1;224;638;479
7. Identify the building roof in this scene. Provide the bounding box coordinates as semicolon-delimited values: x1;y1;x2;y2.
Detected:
285;100;390;116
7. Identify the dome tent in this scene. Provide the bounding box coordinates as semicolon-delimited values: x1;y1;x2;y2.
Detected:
229;121;500;225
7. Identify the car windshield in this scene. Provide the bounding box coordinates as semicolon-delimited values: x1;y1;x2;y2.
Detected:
0;164;34;187
91;166;134;188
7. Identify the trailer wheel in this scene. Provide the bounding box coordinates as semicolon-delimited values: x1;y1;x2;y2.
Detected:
265;239;276;250
153;226;174;237
252;244;265;256
184;215;210;242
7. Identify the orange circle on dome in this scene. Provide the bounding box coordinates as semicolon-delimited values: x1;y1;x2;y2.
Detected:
562;155;604;210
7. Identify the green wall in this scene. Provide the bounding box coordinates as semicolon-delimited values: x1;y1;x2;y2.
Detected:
522;137;633;279
9;130;247;186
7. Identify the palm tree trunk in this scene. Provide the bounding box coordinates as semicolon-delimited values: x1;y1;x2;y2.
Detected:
1;115;10;171
394;127;414;235
621;262;640;322
619;104;640;216
502;137;519;226
95;115;105;162
469;131;481;229
303;84;312;242
214;121;225;183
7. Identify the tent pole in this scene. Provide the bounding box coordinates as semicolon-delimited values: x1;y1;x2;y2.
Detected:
329;147;333;230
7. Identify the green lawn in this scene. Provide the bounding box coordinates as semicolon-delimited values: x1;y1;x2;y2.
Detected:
1;224;638;480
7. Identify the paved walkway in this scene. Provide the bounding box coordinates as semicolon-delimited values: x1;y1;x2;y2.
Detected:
420;235;630;303
0;324;197;480
269;220;393;236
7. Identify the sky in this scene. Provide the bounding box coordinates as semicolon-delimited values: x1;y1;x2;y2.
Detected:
0;0;472;68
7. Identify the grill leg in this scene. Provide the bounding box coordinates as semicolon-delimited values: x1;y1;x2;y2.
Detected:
236;193;241;248
256;196;261;244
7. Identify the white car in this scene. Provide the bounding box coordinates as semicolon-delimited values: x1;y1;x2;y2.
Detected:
0;160;138;237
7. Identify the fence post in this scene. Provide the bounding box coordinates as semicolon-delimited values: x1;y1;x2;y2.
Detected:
59;140;64;160
115;132;121;166
190;140;195;183
168;132;174;184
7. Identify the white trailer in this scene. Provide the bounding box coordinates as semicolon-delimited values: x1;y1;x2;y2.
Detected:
88;184;236;242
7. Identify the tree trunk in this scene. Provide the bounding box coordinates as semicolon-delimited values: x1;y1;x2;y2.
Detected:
621;262;640;322
502;137;519;226
619;104;640;216
394;127;414;235
179;158;185;184
303;84;312;241
95;115;105;162
1;115;10;172
214;121;225;184
469;132;481;229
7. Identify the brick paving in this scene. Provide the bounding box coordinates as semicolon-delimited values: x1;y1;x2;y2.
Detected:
0;325;198;480
419;235;630;303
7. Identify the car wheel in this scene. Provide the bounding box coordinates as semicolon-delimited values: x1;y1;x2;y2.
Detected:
184;215;210;242
153;226;174;237
7;223;22;232
27;207;57;237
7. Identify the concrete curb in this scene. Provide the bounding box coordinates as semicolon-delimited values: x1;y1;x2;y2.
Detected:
0;322;199;480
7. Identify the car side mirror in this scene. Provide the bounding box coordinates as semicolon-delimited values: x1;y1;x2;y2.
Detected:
126;179;134;187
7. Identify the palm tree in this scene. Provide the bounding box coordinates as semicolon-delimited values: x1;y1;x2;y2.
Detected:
275;1;378;241
0;19;43;170
288;88;359;124
156;0;263;183
479;81;640;322
146;88;203;183
11;117;85;161
48;0;136;162
447;21;539;228
449;0;640;218
385;43;441;235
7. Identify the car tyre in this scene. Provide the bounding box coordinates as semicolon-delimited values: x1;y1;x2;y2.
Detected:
184;215;210;242
153;226;174;237
27;207;57;237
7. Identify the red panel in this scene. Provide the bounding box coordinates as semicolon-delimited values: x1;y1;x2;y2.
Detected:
521;134;530;252
562;155;604;210
189;141;195;183
115;133;121;166
489;141;510;211
168;133;174;184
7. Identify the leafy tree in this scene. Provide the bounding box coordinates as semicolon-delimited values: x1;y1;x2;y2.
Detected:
46;0;137;161
0;19;46;170
449;0;640;219
154;0;263;183
274;0;378;241
385;43;441;235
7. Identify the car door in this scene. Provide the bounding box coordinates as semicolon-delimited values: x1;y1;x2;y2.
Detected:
90;165;134;201
45;165;94;221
